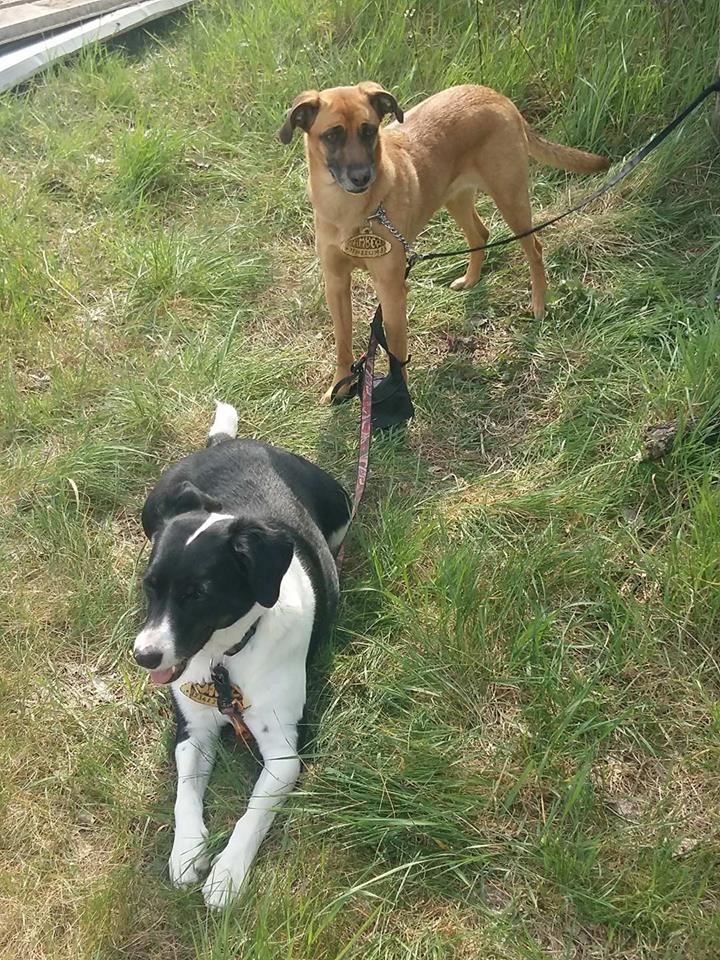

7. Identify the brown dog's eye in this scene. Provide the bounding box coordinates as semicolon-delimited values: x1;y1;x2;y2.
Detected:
321;125;345;144
360;123;378;140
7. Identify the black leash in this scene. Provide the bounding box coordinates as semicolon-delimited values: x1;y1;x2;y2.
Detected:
405;76;720;269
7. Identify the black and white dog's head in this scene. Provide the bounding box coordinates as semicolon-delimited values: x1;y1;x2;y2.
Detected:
133;482;293;684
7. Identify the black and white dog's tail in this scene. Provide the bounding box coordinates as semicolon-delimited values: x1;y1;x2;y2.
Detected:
206;401;239;447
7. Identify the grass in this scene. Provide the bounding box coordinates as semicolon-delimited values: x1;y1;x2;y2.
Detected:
1;0;719;956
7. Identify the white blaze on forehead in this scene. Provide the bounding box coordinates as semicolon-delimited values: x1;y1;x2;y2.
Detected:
185;512;233;546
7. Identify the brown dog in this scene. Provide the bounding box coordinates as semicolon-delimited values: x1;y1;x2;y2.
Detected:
279;82;609;402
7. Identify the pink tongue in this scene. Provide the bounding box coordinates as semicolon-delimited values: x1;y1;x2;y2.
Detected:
149;666;176;685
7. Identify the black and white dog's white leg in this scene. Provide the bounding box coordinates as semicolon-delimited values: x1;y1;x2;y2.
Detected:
202;719;301;909
169;720;220;887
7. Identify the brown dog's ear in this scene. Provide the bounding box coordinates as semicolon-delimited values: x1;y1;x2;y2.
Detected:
278;90;321;144
359;81;404;123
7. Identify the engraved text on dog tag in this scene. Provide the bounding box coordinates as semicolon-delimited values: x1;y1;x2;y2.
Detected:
341;224;392;258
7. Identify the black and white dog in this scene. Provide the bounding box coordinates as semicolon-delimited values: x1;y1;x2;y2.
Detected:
133;403;350;908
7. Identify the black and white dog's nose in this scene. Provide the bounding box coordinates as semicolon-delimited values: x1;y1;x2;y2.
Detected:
133;647;163;669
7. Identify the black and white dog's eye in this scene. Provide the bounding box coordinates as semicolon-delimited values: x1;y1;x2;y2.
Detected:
181;583;207;602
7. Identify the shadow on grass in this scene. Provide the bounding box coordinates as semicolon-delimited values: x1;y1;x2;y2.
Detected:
105;9;194;61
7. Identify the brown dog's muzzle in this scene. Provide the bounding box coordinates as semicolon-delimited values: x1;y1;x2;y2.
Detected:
331;159;375;193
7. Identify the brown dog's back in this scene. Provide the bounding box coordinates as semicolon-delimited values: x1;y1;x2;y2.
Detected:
395;85;609;175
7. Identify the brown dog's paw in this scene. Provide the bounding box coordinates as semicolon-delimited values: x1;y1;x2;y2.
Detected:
321;371;355;405
320;382;348;405
450;275;479;292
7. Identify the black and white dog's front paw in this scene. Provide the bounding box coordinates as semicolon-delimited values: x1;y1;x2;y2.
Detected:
168;834;210;888
202;846;250;909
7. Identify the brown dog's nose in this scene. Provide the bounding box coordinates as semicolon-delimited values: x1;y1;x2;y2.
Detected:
348;165;372;189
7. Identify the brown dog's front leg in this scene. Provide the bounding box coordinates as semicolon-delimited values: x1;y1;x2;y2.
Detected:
320;256;354;404
371;263;409;379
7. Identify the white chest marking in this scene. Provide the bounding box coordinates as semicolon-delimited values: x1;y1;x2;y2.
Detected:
167;552;319;908
173;554;315;725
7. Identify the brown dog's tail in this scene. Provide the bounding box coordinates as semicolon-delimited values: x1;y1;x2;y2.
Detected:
524;122;610;174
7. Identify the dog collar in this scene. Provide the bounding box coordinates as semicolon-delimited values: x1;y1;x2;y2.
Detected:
340;204;416;261
221;616;259;658
368;204;416;259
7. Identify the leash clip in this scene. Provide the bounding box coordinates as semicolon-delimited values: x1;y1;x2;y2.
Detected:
210;662;254;742
351;353;367;374
210;662;234;713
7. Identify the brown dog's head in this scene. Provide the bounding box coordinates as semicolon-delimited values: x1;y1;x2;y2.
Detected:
278;82;403;194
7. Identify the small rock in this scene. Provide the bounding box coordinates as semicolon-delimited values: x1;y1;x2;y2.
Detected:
613;797;642;821
639;420;684;461
91;676;114;702
674;837;700;858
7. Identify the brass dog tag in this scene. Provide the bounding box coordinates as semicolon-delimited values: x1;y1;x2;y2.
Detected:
341;224;391;259
180;680;248;710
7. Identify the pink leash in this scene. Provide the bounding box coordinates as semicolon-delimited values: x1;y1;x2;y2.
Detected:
334;309;380;573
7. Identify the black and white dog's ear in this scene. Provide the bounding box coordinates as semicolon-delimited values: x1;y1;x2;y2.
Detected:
169;480;222;517
141;480;221;539
229;520;294;608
